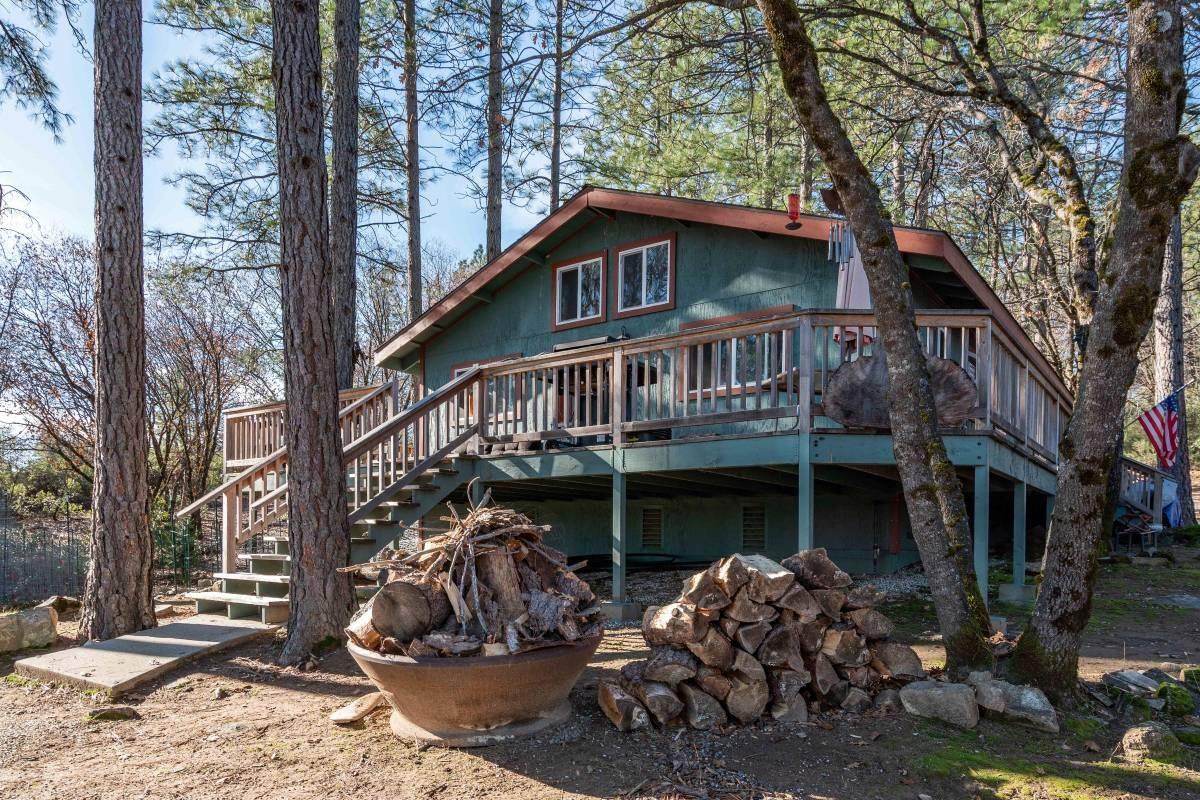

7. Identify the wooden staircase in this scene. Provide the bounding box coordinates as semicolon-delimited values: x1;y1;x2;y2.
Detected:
177;369;482;624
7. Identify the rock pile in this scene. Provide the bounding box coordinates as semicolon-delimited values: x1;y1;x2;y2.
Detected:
344;499;603;657
898;672;1059;732
597;549;925;731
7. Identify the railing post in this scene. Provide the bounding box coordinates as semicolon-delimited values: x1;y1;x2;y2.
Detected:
978;321;992;430
797;318;812;433
221;487;237;573
611;347;625;445
473;376;485;454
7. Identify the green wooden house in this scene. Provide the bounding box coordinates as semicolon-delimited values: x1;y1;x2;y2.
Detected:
186;187;1077;622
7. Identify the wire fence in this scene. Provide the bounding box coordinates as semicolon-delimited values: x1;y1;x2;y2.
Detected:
0;499;224;607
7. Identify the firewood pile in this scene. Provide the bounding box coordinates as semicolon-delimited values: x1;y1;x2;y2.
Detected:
343;496;603;658
598;549;925;732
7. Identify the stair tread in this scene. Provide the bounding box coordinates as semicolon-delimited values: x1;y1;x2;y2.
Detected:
237;552;290;561
214;571;289;584
188;590;289;606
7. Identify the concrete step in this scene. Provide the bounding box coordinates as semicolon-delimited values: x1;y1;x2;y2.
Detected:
213;571;289;584
187;590;289;624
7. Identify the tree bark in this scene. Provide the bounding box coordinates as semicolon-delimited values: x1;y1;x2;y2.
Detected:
404;0;423;318
1011;0;1200;695
271;0;356;664
82;0;157;641
755;0;993;673
485;0;503;260
1153;213;1195;525
548;0;564;211
330;0;360;390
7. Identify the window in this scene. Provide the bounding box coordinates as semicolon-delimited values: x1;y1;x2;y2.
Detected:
741;504;766;551
615;235;675;317
641;507;663;550
553;254;605;329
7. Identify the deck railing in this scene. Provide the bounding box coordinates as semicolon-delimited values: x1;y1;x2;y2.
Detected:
197;309;1072;569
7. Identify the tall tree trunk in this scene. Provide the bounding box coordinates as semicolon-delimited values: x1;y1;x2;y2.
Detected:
1011;0;1200;695
548;0;563;211
755;0;993;672
485;0;503;260
1154;213;1195;525
331;0;360;390
82;0;156;640
405;0;423;317
272;0;356;664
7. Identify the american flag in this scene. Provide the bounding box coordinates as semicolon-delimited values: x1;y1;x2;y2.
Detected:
1137;393;1182;469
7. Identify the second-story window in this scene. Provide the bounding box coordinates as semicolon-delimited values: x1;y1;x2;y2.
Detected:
616;236;674;315
554;255;605;328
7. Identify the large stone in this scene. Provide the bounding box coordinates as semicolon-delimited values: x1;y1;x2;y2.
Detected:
1121;722;1181;762
841;687;873;714
967;671;1058;732
0;606;58;653
899;681;979;729
874;688;903;714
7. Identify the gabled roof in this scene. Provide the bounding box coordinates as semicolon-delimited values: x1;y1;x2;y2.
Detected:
374;186;1069;400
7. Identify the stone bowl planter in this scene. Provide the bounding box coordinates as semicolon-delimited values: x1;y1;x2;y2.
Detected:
347;634;601;747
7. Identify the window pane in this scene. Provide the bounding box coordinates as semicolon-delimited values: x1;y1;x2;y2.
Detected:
621;251;643;309
559;267;579;321
580;260;601;318
645;244;669;305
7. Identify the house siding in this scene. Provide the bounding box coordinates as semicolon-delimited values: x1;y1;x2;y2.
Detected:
421;213;837;388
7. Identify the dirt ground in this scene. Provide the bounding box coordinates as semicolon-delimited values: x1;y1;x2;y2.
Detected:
3;557;1200;800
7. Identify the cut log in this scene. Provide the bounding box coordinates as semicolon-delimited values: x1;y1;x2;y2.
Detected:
792;618;830;656
756;625;803;670
643;602;709;646
678;681;728;730
729;554;795;603
734;620;772;654
871;641;926;680
812;653;840;696
525;588;574;636
635;680;684;726
644;646;699;685
821;628;868;666
767;668;811;722
422;631;483;656
810;589;847;618
710;555;752;597
848;607;895;640
598;682;651;732
686;627;735;670
844;665;881;691
679;570;732;612
695;665;733;701
347;577;449;646
730;648;766;684
844;584;886;610
725;675;770;723
554;569;596;607
781;548;852;589
330;691;385;724
822;352;977;429
476;547;526;620
724;587;779;623
775;584;822;623
718;615;741;639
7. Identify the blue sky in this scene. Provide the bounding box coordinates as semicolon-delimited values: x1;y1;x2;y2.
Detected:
0;3;542;259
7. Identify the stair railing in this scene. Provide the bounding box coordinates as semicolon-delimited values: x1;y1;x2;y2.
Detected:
177;369;481;572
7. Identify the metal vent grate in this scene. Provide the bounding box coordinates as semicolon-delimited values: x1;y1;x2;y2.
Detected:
741;504;766;551
641;507;663;550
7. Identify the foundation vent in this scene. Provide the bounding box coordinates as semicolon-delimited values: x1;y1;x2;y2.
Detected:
641;507;663;550
741;504;766;551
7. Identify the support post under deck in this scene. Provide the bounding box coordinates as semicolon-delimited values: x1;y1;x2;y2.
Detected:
999;481;1036;604
602;469;641;622
797;437;814;551
973;465;990;608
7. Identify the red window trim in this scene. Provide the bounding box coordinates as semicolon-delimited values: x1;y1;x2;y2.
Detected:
550;250;608;332
612;232;677;320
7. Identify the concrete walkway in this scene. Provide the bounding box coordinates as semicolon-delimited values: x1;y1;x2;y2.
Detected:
14;614;276;695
